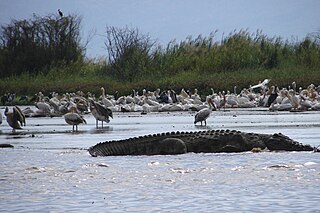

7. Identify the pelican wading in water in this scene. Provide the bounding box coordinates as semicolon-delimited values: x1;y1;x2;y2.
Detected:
194;98;216;126
89;99;113;128
64;106;86;132
4;106;25;132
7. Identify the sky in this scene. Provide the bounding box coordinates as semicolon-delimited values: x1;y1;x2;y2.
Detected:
1;0;319;58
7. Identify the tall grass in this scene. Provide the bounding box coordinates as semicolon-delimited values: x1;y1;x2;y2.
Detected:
1;29;320;98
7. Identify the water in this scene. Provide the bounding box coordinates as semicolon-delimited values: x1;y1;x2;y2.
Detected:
0;107;320;212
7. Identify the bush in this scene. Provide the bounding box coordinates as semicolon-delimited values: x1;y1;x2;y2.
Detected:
0;13;84;77
104;26;157;82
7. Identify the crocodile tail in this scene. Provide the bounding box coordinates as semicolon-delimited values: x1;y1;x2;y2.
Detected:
89;140;130;157
89;137;188;157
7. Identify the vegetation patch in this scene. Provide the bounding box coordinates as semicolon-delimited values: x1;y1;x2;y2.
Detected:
0;13;319;100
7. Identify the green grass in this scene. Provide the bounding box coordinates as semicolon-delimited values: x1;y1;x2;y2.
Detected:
1;66;319;104
1;29;320;102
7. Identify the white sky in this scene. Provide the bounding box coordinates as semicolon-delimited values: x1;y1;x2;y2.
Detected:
1;0;319;58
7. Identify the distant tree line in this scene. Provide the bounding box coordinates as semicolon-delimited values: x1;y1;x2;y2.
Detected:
0;13;84;77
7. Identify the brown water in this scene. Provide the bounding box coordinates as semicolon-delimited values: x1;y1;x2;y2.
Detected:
0;107;319;212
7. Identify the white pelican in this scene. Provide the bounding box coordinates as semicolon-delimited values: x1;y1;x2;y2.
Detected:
233;86;237;95
311;102;320;111
22;107;35;117
49;98;69;115
125;96;135;104
237;97;256;108
120;104;131;112
36;101;51;111
146;97;160;106
36;101;51;115
191;89;201;100
308;88;318;101
142;89;158;101
218;97;225;110
241;88;256;101
292;81;297;93
132;90;142;104
180;88;190;98
285;90;299;110
64;106;86;132
130;102;143;112
142;102;159;113
4;106;25;132
194;98;216;126
89;100;113;128
159;103;184;112
299;95;312;110
101;87;114;107
226;92;238;108
277;89;290;104
250;79;270;91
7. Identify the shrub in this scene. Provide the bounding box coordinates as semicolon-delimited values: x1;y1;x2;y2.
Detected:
0;13;84;77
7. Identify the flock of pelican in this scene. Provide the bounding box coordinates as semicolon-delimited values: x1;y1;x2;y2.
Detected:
1;79;320;132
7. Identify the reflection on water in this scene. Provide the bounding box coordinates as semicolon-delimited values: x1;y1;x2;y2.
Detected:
88;126;113;134
0;108;320;212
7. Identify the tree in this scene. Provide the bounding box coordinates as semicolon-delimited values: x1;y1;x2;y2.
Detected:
0;13;84;77
104;26;157;81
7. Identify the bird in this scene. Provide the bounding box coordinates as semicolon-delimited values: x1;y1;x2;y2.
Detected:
266;86;278;107
170;89;178;103
217;91;227;111
58;9;63;17
194;98;216;126
250;79;270;91
36;101;51;113
299;95;312;110
101;87;114;107
13;105;26;126
64;106;86;132
1;94;8;105
226;92;238;108
0;110;2;125
89;99;113;128
180;88;190;98
4;106;25;132
285;90;299;110
292;81;297;94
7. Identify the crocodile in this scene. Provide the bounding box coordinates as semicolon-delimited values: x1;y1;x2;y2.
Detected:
88;129;319;157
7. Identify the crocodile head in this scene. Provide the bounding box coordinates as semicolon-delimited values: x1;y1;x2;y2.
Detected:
264;133;314;151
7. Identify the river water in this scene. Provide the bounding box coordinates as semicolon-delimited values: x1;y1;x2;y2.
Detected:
0;107;319;212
